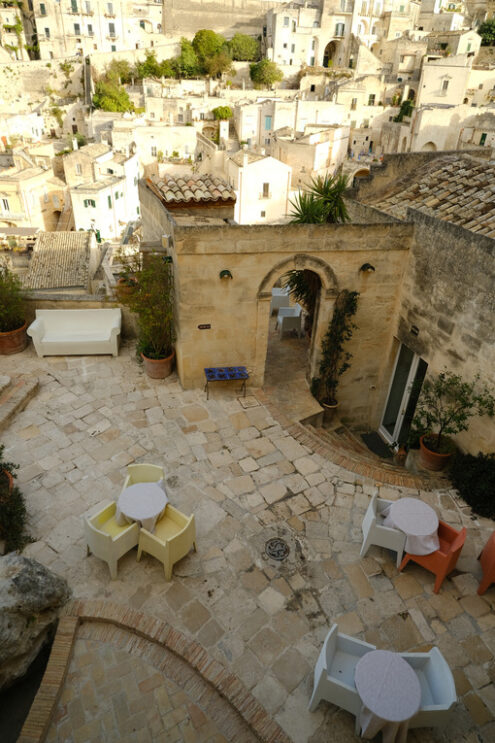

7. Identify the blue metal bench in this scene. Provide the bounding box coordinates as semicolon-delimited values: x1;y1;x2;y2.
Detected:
204;366;249;400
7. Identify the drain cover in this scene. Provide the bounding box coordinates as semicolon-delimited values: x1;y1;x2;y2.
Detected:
265;538;290;561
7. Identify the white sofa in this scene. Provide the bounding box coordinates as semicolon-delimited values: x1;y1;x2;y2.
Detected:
27;309;122;357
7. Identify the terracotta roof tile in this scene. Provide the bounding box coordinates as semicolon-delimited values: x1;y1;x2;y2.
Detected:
23;231;93;290
150;174;236;204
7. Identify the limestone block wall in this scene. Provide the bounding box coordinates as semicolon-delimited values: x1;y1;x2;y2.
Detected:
397;210;495;455
163;0;282;36
0;57;83;103
171;221;413;430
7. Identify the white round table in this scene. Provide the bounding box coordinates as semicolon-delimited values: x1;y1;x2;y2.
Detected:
355;649;421;742
116;483;168;532
385;497;439;555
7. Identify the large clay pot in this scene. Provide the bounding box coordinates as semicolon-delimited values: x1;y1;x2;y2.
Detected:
419;435;452;472
141;349;175;379
0;321;28;355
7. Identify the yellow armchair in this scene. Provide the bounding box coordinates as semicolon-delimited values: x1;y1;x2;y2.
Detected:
137;504;197;580
121;463;165;493
84;501;139;579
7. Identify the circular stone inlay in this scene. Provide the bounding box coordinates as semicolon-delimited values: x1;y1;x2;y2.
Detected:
265;538;290;561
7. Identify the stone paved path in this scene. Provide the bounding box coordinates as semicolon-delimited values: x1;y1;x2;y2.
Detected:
2;344;495;742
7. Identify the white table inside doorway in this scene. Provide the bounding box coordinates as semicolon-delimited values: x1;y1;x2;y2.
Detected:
116;482;168;532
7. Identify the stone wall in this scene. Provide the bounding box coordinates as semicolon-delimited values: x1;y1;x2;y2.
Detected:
0;57;83;103
163;0;282;36
24;295;137;339
397;210;495;454
169;219;413;430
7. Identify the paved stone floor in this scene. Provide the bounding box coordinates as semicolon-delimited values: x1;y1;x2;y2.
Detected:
3;343;495;742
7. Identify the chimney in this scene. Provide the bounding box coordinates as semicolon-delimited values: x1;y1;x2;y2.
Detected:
242;151;249;168
72;137;78;151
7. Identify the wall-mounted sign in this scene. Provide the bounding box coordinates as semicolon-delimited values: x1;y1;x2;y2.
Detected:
198;324;211;330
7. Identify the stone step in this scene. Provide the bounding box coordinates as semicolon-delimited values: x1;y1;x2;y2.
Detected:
0;376;39;433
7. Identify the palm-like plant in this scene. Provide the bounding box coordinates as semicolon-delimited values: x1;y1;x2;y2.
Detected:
290;174;350;224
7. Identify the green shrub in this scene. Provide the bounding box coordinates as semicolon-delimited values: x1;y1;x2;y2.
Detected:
450;452;495;519
0;259;25;332
0;444;31;553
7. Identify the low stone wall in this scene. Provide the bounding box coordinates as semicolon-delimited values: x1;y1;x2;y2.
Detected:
24;295;137;340
0;57;83;103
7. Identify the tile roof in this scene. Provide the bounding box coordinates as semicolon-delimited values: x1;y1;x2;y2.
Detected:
149;174;236;204
366;154;495;239
229;151;267;167
24;231;92;290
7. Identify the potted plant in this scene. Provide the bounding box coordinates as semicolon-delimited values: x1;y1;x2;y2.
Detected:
411;371;495;471
284;269;321;338
0;444;31;554
117;252;176;379
311;289;359;420
0;259;28;354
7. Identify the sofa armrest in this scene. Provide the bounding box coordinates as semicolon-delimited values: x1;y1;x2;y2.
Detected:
27;318;44;340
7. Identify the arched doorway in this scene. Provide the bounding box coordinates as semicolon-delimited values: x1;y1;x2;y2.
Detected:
323;41;337;67
421;141;437;151
257;254;338;421
407;88;415;101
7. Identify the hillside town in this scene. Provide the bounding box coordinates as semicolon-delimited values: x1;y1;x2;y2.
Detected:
0;1;495;742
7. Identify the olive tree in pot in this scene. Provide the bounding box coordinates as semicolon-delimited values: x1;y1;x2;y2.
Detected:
118;253;176;379
311;289;359;420
0;259;28;354
412;370;495;471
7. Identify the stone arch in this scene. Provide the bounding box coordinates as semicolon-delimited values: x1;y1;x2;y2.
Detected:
421;141;437;151
255;253;339;387
323;41;338;67
257;253;338;299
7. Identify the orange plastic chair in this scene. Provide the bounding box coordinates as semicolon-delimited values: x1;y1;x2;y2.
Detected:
478;532;495;595
399;521;467;594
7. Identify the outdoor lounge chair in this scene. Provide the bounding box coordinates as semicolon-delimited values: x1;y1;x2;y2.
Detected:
308;623;376;730
360;494;406;568
121;463;165;493
400;647;457;728
84;501;139;579
137;504;196;580
477;531;495;595
399;521;466;593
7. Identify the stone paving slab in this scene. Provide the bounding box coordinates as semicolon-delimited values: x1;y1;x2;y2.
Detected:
1;344;494;743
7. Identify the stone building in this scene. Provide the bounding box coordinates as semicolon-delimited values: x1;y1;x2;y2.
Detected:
273;123;350;186
138;147;495;456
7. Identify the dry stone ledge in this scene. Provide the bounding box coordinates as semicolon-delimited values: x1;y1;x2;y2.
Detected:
0;553;71;691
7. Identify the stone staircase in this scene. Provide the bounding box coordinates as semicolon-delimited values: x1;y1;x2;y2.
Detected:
301;422;448;489
0;375;39;433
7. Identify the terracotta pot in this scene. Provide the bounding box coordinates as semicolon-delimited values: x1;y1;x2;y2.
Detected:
116;277;137;298
0;321;28;355
393;446;407;467
419;435;452;472
141;349;175;379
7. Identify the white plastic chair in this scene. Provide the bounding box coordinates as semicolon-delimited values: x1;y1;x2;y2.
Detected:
84;501;139;579
137;504;197;580
277;304;303;338
270;287;290;315
360;494;406;568
400;648;457;728
121;463;165;493
308;623;376;729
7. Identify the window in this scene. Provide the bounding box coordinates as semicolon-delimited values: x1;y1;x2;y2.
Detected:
107;2;113;13
151;146;157;156
283;43;287;48
88;23;93;35
45;27;50;38
361;2;367;13
137;206;140;214
106;168;114;174
107;195;112;208
85;1;91;12
399;4;404;11
311;39;315;50
400;55;405;63
40;3;46;15
310;84;316;92
478;83;483;90
467;43;471;52
74;22;80;34
363;118;369;127
264;115;272;130
260;211;266;217
480;132;487;145
139;20;145;29
264;137;270;145
313;21;318;27
111;44;116;51
200;112;205;120
115;191;119;199
340;0;346;8
178;113;183;122
75;163;82;175
262;182;269;198
292;20;296;31
109;22;115;36
351;97;357;110
368;93;375;105
291;44;295;52
71;0;78;11
335;23;345;36
283;16;289;26
83;199;96;207
442;80;449;92
310;56;315;66
2;198;9;211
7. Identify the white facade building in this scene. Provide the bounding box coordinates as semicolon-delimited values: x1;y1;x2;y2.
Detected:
226;151;292;225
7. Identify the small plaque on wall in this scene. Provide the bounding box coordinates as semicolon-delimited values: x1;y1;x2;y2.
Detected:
198;324;211;330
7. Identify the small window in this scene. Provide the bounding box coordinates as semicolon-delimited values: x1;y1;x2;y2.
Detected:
107;195;112;208
400;55;405;63
139;20;145;29
74;22;80;34
107;168;114;174
335;23;345;36
136;206;140;214
111;44;116;51
310;56;315;66
442;80;449;91
45;27;50;38
83;199;95;208
262;182;269;198
291;44;295;53
311;40;316;50
71;0;78;11
292;20;296;31
115;191;119;199
283;43;287;49
264;115;272;130
310;84;316;92
151;146;157;156
283;16;289;26
2;198;9;211
467;43;471;52
368;94;375;106
351;97;357;110
107;2;113;13
260;210;266;217
313;21;318;27
40;3;46;15
200;112;205;120
109;22;115;35
75;163;82;175
478;83;483;90
264;137;270;145
88;24;93;35
85;1;91;12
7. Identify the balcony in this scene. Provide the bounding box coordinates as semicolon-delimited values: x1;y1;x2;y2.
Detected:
104;12;116;17
0;211;26;222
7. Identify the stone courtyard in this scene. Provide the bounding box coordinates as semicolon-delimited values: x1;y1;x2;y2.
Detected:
3;342;495;742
